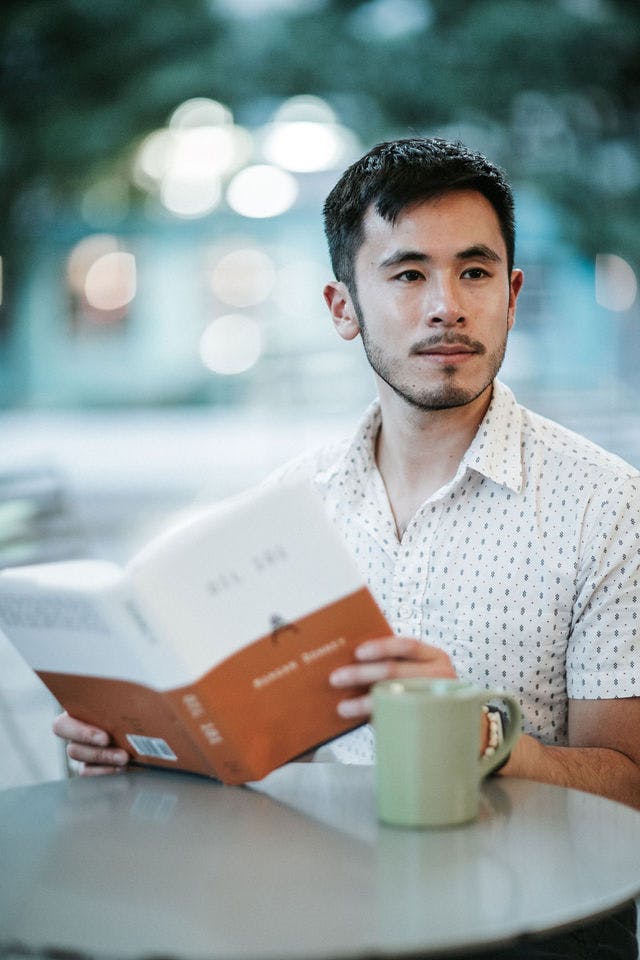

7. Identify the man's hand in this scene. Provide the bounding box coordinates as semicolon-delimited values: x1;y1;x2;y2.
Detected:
53;712;130;776
329;636;457;719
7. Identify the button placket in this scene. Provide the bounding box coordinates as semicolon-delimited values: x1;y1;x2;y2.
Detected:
390;505;441;637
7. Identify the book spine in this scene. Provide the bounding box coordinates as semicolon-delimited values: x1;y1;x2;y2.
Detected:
164;683;253;783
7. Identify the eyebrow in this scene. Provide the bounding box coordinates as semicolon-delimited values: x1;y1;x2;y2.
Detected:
379;244;503;269
457;244;503;264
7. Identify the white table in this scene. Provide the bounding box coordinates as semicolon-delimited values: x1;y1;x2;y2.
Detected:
1;763;639;958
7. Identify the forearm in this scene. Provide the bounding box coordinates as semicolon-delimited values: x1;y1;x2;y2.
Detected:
499;733;640;810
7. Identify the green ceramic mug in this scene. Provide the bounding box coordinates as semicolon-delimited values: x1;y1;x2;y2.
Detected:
372;678;522;828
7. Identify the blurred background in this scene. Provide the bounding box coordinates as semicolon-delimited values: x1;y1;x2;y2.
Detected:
1;0;639;787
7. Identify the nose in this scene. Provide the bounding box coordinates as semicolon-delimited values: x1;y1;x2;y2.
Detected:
424;276;465;325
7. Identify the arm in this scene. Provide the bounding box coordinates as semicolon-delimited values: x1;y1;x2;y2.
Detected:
500;697;640;809
53;712;130;776
330;639;640;809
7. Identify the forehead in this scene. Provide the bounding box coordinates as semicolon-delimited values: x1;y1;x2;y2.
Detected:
358;190;507;261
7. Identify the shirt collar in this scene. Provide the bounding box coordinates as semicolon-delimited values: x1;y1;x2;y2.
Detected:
323;380;523;495
462;380;524;493
351;399;382;473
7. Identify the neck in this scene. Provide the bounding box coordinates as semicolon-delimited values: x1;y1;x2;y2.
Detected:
375;383;493;537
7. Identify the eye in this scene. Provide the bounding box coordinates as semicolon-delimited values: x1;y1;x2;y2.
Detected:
394;269;424;282
461;267;490;280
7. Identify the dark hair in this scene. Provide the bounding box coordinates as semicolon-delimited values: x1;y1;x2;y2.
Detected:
323;137;515;291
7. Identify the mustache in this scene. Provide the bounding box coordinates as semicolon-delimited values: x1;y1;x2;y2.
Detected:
410;334;486;355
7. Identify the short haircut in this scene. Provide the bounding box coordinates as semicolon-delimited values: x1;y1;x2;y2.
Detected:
323;137;516;292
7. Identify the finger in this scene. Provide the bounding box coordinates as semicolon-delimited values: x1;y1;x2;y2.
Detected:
331;657;455;688
330;661;394;687
355;637;450;662
53;712;111;748
77;763;128;777
337;694;372;718
67;741;130;767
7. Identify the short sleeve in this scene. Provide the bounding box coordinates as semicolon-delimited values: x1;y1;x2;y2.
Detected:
567;476;640;699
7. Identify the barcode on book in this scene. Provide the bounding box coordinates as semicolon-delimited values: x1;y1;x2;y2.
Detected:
126;734;177;762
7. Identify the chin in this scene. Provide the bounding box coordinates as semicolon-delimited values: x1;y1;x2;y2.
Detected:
396;379;491;412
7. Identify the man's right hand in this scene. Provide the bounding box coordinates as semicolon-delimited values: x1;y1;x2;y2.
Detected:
53;712;130;776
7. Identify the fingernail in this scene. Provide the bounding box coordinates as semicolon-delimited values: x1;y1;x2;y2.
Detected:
337;700;359;717
356;642;377;659
91;731;109;746
330;668;349;686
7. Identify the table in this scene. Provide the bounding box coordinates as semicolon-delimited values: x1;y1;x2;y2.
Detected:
1;763;639;959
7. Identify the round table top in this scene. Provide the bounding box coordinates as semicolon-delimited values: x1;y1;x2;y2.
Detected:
1;763;640;959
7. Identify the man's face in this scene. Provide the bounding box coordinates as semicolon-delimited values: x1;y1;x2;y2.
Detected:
325;190;523;412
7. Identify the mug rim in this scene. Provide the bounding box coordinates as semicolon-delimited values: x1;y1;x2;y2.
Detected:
372;678;482;699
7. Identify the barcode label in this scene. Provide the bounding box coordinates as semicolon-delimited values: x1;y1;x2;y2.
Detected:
126;734;177;762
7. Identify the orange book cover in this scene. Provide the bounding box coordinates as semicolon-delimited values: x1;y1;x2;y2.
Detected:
0;481;390;783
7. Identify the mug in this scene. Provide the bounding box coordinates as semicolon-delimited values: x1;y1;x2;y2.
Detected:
372;678;522;828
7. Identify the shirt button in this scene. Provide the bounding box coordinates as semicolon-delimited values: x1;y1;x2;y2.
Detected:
397;604;413;620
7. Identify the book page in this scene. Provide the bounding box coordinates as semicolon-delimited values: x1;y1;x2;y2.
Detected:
0;560;184;686
128;481;367;687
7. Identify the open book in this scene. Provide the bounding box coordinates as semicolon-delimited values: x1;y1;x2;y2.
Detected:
0;481;389;784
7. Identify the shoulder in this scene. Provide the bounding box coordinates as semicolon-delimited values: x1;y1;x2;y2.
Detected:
518;401;639;488
261;437;353;490
260;400;380;493
514;401;640;551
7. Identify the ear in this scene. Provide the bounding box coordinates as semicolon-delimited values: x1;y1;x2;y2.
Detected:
323;281;361;341
507;269;524;331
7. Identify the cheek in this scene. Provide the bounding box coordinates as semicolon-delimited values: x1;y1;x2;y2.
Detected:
474;291;512;326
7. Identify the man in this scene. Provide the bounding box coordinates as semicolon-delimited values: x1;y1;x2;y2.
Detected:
55;138;640;956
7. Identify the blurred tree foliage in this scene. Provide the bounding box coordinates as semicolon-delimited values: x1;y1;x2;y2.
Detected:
1;0;639;343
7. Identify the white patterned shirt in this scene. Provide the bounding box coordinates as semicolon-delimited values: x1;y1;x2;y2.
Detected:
275;380;640;764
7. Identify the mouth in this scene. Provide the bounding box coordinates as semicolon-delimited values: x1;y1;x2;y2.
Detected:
412;342;481;364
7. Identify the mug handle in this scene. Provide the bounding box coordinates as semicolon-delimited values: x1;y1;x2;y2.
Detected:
478;692;522;777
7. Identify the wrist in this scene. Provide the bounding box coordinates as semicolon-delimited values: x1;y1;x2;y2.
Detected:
482;705;511;774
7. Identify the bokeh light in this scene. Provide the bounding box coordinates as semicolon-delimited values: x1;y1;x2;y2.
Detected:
199;314;263;374
171;126;253;178
348;0;433;39
261;121;358;173
595;254;637;312
226;165;298;218
132;99;253;219
272;94;337;124
169;97;233;129
133;130;173;189
210;248;277;307
160;169;222;219
131;95;357;220
84;252;137;311
66;235;121;296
